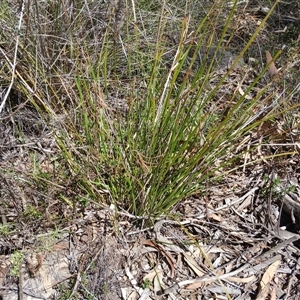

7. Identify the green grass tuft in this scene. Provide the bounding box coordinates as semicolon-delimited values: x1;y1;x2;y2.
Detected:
1;0;299;226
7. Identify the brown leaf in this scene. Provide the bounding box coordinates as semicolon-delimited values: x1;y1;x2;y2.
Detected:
143;240;175;278
51;242;69;251
186;281;206;290
256;282;270;300
226;275;256;283
256;259;280;300
260;259;280;290
207;213;222;222
265;50;278;77
26;253;43;278
270;288;277;300
183;252;205;277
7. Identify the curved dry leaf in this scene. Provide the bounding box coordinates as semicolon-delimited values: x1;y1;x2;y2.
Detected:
238;86;252;100
183;252;205;277
265;50;278;77
226;275;256;283
143;240;175;278
257;282;270;300
260;259;280;290
271;288;277;300
143;270;157;282
256;259;281;300
127;290;138;300
186;280;206;290
207;213;222;222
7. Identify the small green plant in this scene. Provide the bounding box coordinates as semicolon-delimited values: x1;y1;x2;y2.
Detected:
36;227;63;252
9;251;24;277
0;224;15;236
56;281;77;300
142;278;151;289
99;283;110;296
23;205;42;220
261;173;296;201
